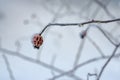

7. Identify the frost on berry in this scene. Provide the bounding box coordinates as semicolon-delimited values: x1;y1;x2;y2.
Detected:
32;34;43;49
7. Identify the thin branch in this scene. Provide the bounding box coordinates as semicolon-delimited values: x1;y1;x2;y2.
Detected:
39;18;120;35
51;54;57;77
101;29;119;44
94;0;120;32
87;36;105;57
73;37;86;67
94;0;115;19
74;53;120;72
97;43;120;80
49;70;74;80
48;24;120;80
0;48;82;80
81;19;120;25
89;24;117;46
2;54;15;80
73;2;101;68
73;0;102;68
87;73;97;80
49;53;120;80
37;3;63;61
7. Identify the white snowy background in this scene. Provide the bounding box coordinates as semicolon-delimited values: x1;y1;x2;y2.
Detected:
0;0;120;80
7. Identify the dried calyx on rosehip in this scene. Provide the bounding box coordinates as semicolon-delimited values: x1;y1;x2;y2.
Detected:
80;30;87;39
32;34;43;49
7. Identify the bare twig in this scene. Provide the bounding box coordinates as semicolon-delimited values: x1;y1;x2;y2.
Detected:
94;0;120;32
51;54;57;76
97;43;120;80
74;53;120;71
39;18;120;35
104;31;119;44
94;0;115;19
73;2;101;70
87;73;97;80
49;53;120;80
2;54;15;80
48;23;120;80
36;3;63;61
49;70;74;80
73;37;86;67
87;36;105;57
0;48;82;80
89;25;117;46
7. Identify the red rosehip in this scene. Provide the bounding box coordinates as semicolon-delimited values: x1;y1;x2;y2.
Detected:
32;34;43;49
